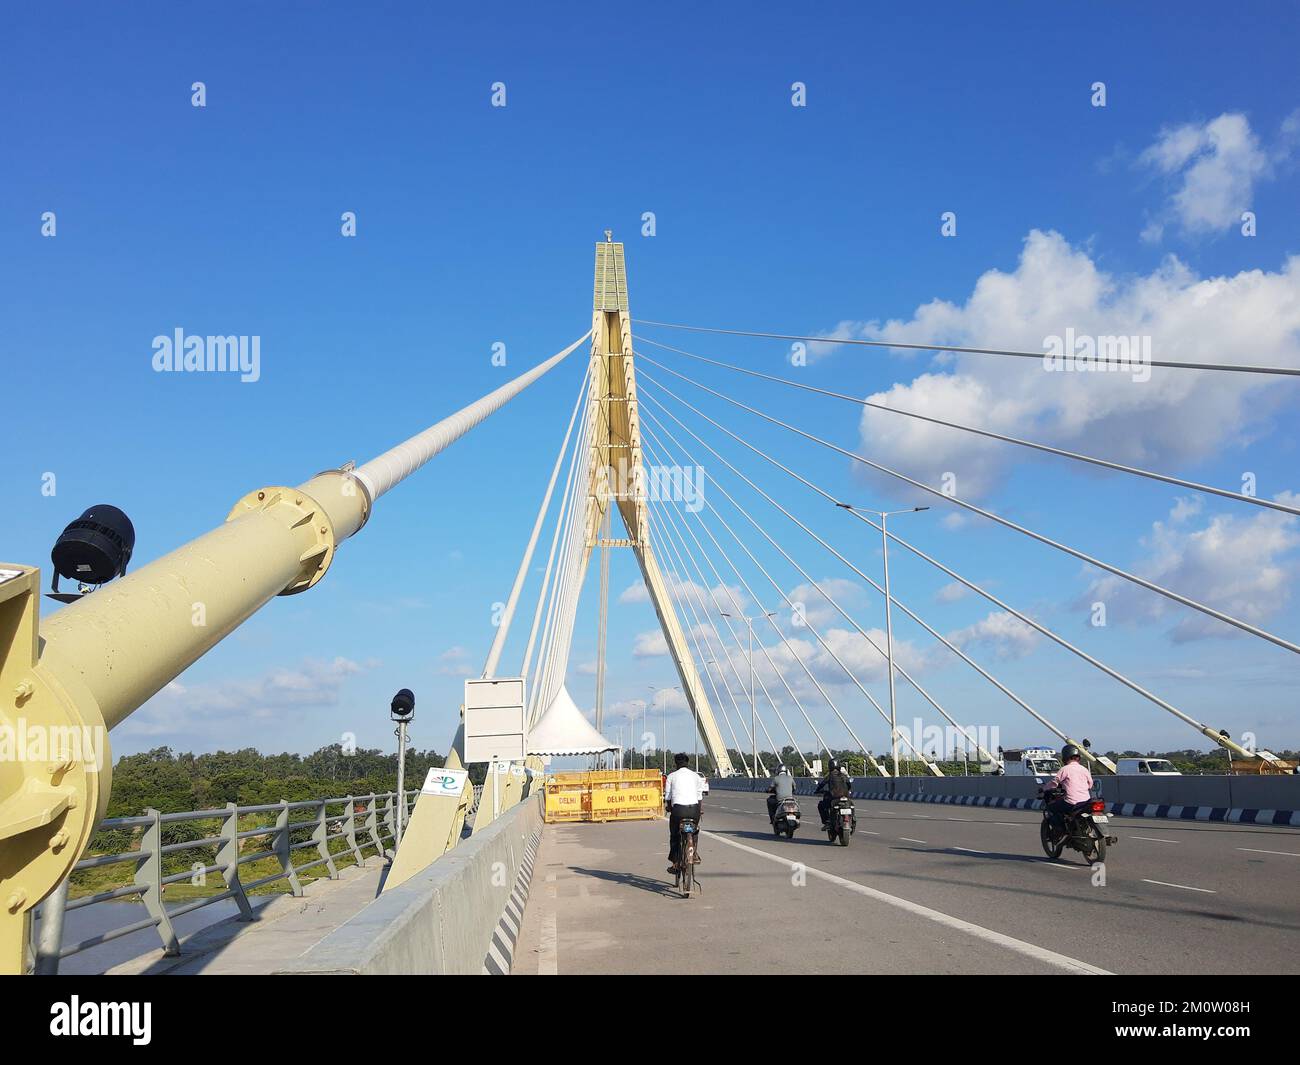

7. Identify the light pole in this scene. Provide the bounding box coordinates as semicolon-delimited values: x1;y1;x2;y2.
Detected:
390;688;415;847
723;610;776;779
650;685;681;772
836;503;929;778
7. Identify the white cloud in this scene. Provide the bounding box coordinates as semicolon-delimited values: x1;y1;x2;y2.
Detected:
124;657;372;738
436;645;473;677
788;578;867;628
947;611;1041;660
618;581;650;604
935;581;971;604
834;230;1300;501
1087;493;1300;643
633;629;669;657
1138;112;1276;238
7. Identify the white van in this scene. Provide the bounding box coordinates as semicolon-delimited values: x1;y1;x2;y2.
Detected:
1116;757;1181;776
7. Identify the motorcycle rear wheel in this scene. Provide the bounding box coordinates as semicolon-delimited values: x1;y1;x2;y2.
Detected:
1040;818;1065;859
784;824;795;838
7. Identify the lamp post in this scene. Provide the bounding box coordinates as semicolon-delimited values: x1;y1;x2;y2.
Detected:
835;504;929;778
390;688;415;847
722;610;776;779
650;684;681;772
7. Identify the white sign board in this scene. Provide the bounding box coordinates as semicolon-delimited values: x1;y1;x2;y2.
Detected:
811;758;823;776
464;677;528;764
421;767;469;797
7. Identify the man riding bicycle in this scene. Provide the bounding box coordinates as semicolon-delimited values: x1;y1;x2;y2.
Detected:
665;752;704;872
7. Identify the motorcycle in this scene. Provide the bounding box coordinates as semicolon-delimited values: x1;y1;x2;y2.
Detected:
770;796;801;838
822;795;856;846
1039;786;1117;863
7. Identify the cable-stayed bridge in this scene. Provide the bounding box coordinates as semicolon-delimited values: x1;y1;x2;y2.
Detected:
5;237;1298;977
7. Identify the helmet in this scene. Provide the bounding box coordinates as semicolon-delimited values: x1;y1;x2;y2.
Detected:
828;759;839;772
1060;744;1082;762
778;763;790;775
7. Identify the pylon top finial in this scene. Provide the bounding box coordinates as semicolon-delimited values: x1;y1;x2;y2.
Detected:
605;229;613;242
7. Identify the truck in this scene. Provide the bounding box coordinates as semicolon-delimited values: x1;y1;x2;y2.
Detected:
986;746;1061;784
1116;758;1182;776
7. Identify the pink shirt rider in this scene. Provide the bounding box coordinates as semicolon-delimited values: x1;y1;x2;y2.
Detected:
1050;761;1094;804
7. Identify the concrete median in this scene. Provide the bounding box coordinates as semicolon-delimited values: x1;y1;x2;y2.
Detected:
709;773;1300;825
278;792;543;975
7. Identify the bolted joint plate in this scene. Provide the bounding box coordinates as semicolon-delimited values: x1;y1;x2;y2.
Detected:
225;486;337;596
0;566;110;966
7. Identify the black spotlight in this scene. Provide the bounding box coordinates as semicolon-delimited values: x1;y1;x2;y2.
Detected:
49;505;136;601
390;688;415;723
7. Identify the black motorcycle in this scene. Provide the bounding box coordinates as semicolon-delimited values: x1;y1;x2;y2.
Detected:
822;795;856;846
1039;786;1116;863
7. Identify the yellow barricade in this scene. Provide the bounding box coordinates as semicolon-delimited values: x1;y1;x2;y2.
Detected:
543;770;664;823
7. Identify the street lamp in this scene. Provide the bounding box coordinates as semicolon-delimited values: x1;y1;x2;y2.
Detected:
722;610;776;779
390;688;415;846
836;503;929;778
650;684;681;772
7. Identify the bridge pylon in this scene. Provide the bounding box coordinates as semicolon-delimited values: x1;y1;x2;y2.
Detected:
585;237;736;777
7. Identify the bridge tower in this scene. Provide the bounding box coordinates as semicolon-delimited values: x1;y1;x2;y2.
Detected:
586;237;736;776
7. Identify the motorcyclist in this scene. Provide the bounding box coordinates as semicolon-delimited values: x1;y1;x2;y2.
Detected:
766;764;795;822
1044;744;1093;832
815;759;852;826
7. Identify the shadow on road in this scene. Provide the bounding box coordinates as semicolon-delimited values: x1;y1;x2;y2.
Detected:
568;866;678;898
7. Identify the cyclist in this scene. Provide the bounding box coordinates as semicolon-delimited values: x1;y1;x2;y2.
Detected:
665;752;704;872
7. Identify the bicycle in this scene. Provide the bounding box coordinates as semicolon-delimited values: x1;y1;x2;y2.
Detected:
674;816;700;898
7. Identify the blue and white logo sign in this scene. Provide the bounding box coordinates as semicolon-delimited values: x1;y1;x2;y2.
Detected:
421;767;469;797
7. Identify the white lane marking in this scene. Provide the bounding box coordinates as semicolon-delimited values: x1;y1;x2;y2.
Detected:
1142;878;1216;894
862;830;880;835
1238;847;1300;857
704;831;1111;975
899;837;928;844
539;912;558;976
1130;836;1179;844
954;846;987;854
1042;862;1083;871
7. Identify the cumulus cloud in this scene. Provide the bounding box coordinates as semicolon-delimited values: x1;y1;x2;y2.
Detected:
788;578;868;628
935;581;971;604
837;230;1300;501
1086;493;1300;643
436;645;473;677
620;574;745;615
946;611;1041;660
123;657;373;738
1138;112;1294;240
633;629;669;657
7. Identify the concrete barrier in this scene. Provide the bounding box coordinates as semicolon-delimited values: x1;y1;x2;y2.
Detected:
709;773;1300;825
278;792;543;975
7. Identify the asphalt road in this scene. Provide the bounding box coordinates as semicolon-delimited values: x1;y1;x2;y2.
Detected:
512;792;1300;974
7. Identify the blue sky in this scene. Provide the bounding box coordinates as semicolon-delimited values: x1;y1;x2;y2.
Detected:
4;1;1298;763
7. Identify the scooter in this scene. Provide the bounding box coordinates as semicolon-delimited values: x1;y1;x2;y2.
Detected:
770;796;801;838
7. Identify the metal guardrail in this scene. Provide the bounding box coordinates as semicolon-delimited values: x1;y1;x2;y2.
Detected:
32;789;421;972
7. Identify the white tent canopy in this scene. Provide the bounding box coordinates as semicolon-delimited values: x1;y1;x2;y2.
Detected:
529;684;618;757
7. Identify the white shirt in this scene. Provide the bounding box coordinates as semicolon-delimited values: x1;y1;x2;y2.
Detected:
665;767;704;806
